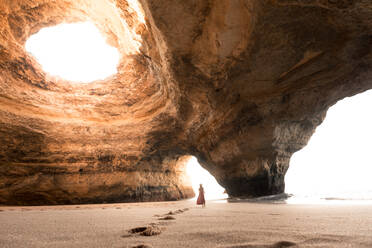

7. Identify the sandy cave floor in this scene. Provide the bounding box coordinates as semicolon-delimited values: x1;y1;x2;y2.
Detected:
1;200;372;248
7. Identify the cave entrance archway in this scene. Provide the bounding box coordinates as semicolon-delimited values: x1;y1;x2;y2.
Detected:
25;22;120;83
285;89;372;202
186;156;227;200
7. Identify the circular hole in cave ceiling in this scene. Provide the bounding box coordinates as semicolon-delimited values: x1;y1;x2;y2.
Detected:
25;22;120;83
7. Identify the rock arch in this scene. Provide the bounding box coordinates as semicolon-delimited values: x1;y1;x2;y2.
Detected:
0;0;371;204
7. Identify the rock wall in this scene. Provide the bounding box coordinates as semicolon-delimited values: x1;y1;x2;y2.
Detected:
0;0;371;204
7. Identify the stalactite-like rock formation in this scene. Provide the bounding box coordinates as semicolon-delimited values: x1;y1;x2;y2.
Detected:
0;0;371;205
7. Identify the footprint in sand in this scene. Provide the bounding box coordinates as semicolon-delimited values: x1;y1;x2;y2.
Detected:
223;241;297;248
122;224;162;238
159;208;190;219
153;208;189;218
130;244;152;248
123;208;190;241
271;241;297;248
158;215;176;220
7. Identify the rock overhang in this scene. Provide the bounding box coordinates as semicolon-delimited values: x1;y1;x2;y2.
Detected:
0;0;371;205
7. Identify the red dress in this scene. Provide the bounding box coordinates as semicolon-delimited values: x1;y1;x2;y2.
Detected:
196;187;205;205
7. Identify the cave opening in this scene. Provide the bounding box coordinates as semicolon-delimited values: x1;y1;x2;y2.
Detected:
25;22;120;83
285;89;372;203
186;156;227;200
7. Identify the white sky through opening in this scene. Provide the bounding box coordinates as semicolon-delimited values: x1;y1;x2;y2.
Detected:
186;157;227;200
25;22;120;83
285;90;372;200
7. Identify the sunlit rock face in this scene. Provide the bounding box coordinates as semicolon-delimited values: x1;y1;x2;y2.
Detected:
0;0;371;205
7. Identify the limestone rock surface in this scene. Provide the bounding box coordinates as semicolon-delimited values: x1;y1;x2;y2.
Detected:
0;0;371;205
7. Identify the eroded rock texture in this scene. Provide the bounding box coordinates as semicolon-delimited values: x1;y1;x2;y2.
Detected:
0;0;371;205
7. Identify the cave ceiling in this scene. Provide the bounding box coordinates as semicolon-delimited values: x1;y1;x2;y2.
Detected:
0;0;371;205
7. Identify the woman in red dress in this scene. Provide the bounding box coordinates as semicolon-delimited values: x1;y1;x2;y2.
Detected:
196;184;206;207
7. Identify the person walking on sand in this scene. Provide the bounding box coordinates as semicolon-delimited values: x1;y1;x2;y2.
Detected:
196;184;206;207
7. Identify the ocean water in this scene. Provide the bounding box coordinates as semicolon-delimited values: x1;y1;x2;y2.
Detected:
212;191;372;205
285;190;372;205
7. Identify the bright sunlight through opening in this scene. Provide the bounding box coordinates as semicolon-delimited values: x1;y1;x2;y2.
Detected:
285;89;372;202
25;22;120;83
186;156;227;200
